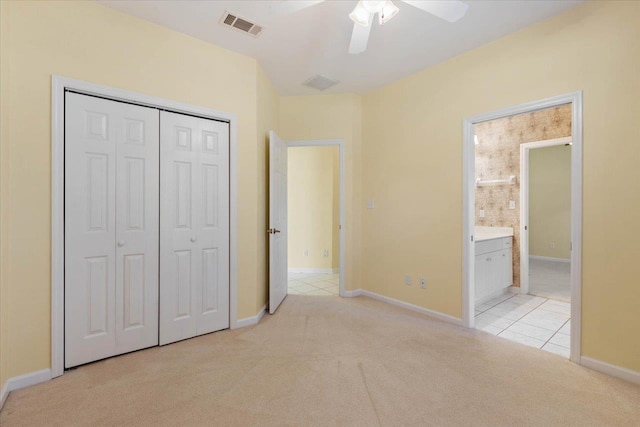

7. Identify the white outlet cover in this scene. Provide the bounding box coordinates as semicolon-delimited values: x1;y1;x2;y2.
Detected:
366;199;375;209
479;209;485;218
405;275;411;286
509;200;516;209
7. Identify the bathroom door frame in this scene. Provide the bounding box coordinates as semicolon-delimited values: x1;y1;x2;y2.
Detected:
462;91;583;364
520;136;572;295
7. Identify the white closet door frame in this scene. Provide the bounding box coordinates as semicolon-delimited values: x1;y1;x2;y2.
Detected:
51;76;239;378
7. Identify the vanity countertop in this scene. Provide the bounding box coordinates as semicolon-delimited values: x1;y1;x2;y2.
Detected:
475;226;514;242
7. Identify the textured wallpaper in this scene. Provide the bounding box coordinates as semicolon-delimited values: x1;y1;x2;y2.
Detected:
475;105;572;286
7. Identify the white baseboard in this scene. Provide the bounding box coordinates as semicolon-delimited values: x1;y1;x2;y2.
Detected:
342;289;363;298
346;289;463;326
529;255;570;263
0;368;52;410
234;305;267;329
288;268;338;274
581;356;640;385
0;382;7;410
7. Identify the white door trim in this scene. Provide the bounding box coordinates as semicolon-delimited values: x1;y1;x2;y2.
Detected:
286;139;346;298
51;75;239;378
519;136;572;295
462;91;583;364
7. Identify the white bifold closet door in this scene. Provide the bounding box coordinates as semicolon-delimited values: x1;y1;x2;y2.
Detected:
65;93;159;368
159;111;230;345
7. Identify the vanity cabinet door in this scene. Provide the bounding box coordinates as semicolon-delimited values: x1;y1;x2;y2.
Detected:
475;253;489;301
496;249;509;289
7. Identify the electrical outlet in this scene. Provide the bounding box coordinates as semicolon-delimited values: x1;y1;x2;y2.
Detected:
323;250;329;258
405;275;411;286
304;250;309;256
479;209;485;218
509;200;516;210
420;277;427;289
550;242;556;249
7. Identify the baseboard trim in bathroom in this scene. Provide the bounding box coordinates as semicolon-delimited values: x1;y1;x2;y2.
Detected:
288;268;339;274
529;255;571;263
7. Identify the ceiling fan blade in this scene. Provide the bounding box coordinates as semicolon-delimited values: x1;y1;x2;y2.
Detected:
348;18;373;55
401;0;469;23
270;0;326;16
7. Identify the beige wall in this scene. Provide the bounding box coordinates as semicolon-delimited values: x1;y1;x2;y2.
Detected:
279;94;362;290
0;0;9;394
529;145;571;259
0;0;275;384
362;1;640;371
256;66;280;312
475;105;572;286
288;146;339;270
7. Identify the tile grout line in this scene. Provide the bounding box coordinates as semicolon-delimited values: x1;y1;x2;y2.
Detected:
541;318;571;349
475;293;517;315
493;297;550;339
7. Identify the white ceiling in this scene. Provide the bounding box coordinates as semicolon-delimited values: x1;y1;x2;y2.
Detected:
98;0;583;95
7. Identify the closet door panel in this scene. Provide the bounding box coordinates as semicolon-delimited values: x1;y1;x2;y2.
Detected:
65;93;118;368
197;120;229;335
65;93;159;368
160;111;229;345
160;112;198;344
115;103;159;354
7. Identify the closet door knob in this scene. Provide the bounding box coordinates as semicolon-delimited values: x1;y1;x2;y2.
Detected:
117;240;125;247
191;237;197;243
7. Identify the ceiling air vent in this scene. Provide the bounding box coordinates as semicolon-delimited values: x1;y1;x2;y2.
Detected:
303;75;339;91
219;11;263;38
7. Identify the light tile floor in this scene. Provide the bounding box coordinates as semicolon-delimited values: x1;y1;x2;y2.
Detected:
475;293;571;358
288;272;340;296
529;257;571;302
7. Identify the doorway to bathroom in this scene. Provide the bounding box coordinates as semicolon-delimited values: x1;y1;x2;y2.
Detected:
462;93;582;363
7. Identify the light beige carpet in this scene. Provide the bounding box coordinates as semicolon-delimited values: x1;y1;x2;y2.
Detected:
2;295;639;426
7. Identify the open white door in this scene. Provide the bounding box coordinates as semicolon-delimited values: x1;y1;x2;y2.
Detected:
269;131;288;314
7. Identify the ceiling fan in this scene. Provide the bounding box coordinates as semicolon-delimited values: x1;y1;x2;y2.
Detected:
271;0;469;54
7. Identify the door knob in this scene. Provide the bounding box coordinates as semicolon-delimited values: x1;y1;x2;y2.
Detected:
191;237;197;243
117;240;125;247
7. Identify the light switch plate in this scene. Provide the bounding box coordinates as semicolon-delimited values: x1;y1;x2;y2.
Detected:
509;201;516;209
366;199;375;209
